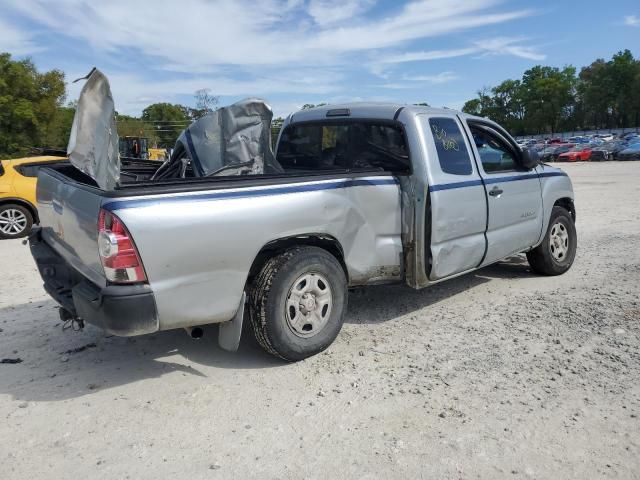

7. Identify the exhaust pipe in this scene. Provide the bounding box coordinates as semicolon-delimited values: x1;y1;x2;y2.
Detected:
185;326;204;339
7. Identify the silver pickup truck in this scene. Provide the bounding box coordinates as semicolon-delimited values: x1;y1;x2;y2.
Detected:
29;72;576;361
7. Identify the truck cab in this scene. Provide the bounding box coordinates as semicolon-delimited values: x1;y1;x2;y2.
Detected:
277;104;575;290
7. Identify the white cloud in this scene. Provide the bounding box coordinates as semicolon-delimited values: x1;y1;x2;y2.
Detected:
66;68;345;115
402;71;459;84
624;15;639;27
0;17;42;55
376;70;458;90
376;47;479;65
368;37;545;80
0;1;545;115
473;37;547;61
2;0;535;69
308;0;374;26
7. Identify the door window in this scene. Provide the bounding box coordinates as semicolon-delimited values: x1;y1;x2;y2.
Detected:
427;118;472;175
470;126;518;173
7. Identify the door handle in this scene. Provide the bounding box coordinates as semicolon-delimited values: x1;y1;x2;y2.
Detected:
488;186;503;197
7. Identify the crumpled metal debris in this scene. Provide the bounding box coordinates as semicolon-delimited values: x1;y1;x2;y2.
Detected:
67;68;120;190
159;98;282;179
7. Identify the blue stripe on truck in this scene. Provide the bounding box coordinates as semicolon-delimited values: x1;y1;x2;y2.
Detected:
103;170;567;211
103;177;399;211
429;170;567;192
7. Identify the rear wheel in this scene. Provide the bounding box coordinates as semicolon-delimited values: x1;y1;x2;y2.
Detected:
0;204;33;239
527;206;576;275
249;246;347;361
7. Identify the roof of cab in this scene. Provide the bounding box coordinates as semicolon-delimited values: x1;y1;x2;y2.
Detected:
289;102;463;123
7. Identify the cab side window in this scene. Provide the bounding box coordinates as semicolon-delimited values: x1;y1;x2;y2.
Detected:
428;118;472;175
470;126;517;173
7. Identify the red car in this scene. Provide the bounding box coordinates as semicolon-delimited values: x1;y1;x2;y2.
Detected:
558;146;592;162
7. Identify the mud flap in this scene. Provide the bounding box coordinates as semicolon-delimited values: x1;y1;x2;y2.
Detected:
218;293;245;352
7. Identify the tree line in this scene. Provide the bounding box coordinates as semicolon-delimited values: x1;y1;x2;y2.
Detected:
462;49;640;136
0;53;222;157
2;49;639;157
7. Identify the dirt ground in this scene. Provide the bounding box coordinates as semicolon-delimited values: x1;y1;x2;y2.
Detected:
1;162;639;479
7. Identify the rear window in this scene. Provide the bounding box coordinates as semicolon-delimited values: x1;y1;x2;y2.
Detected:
276;122;410;173
428;118;472;175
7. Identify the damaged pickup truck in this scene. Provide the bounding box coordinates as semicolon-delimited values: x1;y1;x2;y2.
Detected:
29;69;577;361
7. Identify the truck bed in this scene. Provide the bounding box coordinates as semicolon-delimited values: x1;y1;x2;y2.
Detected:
35;163;404;332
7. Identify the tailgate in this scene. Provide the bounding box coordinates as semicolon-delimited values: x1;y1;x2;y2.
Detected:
36;166;107;287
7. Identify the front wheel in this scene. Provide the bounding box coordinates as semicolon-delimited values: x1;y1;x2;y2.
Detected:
0;204;33;240
526;206;577;275
249;246;347;361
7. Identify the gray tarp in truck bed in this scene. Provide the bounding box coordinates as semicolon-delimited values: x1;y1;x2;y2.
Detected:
67;68;278;189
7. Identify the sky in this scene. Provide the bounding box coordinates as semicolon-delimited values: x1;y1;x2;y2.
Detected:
0;0;639;118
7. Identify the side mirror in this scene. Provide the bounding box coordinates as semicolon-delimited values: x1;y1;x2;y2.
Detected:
520;148;540;169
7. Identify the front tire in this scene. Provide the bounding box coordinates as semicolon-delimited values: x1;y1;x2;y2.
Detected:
249;247;347;361
527;206;576;275
0;204;33;239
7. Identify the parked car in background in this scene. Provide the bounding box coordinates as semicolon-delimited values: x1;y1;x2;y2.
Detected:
542;144;574;162
591;141;628;161
617;143;640;161
594;133;615;142
620;132;640;141
0;155;66;239
558;146;592;162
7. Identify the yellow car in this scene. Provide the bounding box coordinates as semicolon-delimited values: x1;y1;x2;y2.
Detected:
0;155;66;239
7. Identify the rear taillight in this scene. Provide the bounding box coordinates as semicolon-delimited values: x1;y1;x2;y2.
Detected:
98;209;147;284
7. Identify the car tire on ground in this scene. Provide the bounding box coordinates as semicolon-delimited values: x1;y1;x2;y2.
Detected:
249;246;347;361
527;206;577;276
0;204;33;240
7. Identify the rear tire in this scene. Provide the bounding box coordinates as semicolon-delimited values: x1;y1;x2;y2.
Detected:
248;246;347;361
0;204;33;240
527;206;576;276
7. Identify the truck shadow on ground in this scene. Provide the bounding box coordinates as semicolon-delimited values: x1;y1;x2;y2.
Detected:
346;254;533;324
0;256;532;402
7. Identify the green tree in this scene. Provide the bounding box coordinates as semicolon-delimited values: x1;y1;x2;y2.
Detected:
115;114;159;147
301;103;327;110
608;50;639;127
140;102;190;147
462;98;482;115
490;79;525;134
0;52;66;156
576;58;613;129
519;66;576;134
42;105;75;149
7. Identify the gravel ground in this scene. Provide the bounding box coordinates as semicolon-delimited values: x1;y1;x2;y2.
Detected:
1;162;639;479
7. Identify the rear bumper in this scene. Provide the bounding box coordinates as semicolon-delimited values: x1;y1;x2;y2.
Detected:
29;228;159;336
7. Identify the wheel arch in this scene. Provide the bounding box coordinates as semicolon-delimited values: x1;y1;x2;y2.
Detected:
0;197;38;223
553;197;575;221
247;234;349;284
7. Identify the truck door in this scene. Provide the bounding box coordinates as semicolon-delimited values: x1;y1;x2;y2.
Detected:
415;114;488;282
462;119;543;266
